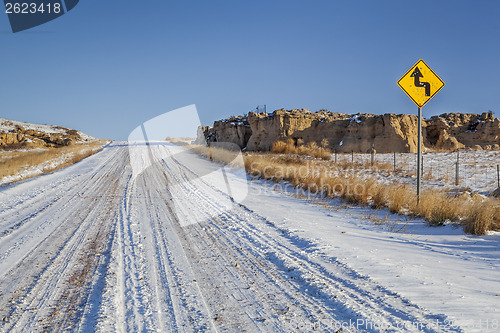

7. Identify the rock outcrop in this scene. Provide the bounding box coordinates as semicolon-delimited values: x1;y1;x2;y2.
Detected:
0;118;95;148
198;109;500;153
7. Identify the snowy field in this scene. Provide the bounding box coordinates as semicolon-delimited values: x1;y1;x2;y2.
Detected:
245;180;500;332
0;142;498;332
331;150;500;195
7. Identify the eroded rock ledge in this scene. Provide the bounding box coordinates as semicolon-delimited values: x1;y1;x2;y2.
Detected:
197;109;500;153
0;118;95;149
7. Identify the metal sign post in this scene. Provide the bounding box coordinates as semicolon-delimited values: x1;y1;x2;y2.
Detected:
398;59;445;204
417;107;422;203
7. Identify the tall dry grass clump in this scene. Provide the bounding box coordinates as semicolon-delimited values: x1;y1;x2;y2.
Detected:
272;139;331;160
371;184;389;209
272;139;297;154
299;142;332;160
463;198;500;235
409;189;463;225
386;185;414;214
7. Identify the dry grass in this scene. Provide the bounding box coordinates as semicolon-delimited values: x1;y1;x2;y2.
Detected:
188;144;244;168
272;139;332;160
386;185;414;214
408;190;461;225
0;141;106;184
463;200;500;235
165;137;194;145
243;153;500;235
186;144;499;236
271;140;292;154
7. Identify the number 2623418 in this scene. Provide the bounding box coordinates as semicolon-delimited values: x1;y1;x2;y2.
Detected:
5;3;62;14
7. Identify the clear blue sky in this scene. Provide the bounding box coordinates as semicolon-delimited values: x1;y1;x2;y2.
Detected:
0;0;499;140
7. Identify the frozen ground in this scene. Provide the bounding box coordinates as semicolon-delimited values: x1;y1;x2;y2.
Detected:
244;180;500;332
0;142;498;332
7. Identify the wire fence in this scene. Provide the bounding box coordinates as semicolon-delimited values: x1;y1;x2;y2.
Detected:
332;150;500;194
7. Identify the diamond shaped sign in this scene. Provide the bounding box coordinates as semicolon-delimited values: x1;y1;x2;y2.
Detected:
397;59;445;108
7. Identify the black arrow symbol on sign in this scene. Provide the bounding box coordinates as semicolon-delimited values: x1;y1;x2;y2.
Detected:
410;67;430;96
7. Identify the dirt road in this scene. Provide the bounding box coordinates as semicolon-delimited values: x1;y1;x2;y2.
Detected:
0;143;459;332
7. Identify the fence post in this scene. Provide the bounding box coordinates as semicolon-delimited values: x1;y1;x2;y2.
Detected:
497;164;499;188
455;151;460;186
351;151;354;165
334;149;337;163
393;152;396;172
421;155;424;178
371;146;375;167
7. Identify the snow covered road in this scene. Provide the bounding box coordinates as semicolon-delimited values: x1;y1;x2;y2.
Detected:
0;142;495;332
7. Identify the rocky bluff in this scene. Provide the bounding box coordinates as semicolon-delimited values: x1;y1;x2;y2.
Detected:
0;119;91;148
198;109;500;153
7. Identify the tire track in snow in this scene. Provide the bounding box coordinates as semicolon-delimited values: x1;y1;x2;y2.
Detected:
0;143;464;332
0;146;128;332
157;145;360;331
158;144;461;332
0;144;119;240
97;147;218;332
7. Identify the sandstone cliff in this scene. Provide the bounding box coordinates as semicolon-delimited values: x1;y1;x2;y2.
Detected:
0;118;96;149
198;109;500;153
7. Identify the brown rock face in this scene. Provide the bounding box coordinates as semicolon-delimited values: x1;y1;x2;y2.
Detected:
246;109;353;151
0;120;86;148
0;133;19;145
198;110;500;153
212;116;252;149
340;114;420;153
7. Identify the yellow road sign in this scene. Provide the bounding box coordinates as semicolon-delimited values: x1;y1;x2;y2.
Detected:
397;59;445;107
